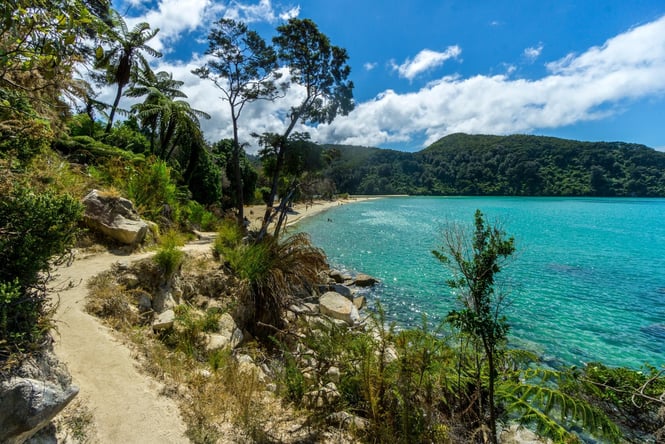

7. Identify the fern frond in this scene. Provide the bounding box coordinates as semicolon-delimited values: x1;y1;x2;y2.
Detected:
498;369;623;444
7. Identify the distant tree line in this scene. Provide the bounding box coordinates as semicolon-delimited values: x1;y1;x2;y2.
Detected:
321;133;665;197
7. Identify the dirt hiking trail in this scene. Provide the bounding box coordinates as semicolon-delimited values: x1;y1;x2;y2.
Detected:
51;240;213;443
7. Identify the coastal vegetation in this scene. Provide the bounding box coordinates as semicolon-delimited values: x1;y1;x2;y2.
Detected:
322;133;665;196
1;1;664;442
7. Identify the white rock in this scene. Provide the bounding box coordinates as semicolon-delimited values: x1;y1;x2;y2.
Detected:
152;309;175;331
319;292;359;326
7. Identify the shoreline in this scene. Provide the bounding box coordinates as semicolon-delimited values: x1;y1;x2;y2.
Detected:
244;195;381;231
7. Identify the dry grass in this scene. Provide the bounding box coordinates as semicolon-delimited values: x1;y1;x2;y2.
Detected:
85;272;140;330
55;398;97;443
83;253;352;443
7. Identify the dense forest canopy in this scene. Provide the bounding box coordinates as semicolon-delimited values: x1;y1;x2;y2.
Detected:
322;133;665;197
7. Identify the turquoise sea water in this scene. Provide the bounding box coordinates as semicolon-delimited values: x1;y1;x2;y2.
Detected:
295;197;665;369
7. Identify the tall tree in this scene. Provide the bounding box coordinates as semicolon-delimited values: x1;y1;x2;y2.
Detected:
95;11;161;133
127;59;187;153
432;210;515;444
258;18;354;239
193;18;280;226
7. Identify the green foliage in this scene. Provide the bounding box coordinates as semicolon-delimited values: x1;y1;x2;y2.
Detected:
194;18;279;221
183;201;218;231
0;185;82;360
0;186;82;289
153;230;185;277
498;368;623;443
95;11;162;132
54;135;145;164
258;17;354;238
126;157;179;223
212;219;244;259
219;232;327;339
0;88;53;161
187;148;223;206
322;134;665;197
160;305;209;359
101;118;150;154
210;139;257;210
0;279;43;357
433;210;513;444
573;362;665;439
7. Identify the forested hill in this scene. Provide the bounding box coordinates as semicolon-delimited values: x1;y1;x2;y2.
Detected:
322;133;665;196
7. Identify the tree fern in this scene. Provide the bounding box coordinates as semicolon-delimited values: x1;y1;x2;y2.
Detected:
498;367;623;443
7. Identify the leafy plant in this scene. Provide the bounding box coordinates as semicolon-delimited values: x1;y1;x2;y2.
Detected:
433;209;515;444
153;230;184;277
498;367;623;443
126;157;180;223
0;185;81;361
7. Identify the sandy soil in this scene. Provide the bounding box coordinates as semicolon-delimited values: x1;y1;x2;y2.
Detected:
244;196;377;231
49;197;372;443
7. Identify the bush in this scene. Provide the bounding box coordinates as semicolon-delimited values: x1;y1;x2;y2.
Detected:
212;219;244;259
184;200;218;231
0;185;82;360
127;157;180;223
0;186;82;289
153;230;185;277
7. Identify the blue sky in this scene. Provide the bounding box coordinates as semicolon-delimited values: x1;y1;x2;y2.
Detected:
110;0;665;152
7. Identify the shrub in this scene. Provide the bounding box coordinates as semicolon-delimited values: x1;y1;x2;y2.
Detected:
184;200;218;231
212;219;244;259
0;185;82;360
221;232;327;340
153;230;185;278
127;157;181;223
0;186;82;290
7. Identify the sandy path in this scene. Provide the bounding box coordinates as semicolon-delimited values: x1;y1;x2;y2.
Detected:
49;198;370;443
51;242;213;444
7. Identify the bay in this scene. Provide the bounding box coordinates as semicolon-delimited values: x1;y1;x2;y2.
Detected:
295;196;665;369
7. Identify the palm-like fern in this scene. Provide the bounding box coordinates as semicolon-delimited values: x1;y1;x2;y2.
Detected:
95;11;162;132
497;367;623;443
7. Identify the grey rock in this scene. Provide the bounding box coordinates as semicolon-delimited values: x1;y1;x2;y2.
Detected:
332;284;353;298
354;273;378;287
81;189;148;245
152;309;175;331
0;378;79;444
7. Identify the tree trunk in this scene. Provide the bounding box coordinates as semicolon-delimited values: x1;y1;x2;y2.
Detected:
105;83;124;133
231;118;244;228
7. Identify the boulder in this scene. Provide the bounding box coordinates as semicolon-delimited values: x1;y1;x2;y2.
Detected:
354;273;378;287
327;411;368;431
205;313;243;351
319;292;359;325
0;350;78;444
352;295;366;310
329;270;352;284
332;283;353;299
304;382;340;408
329;270;345;283
81;189;148;245
0;378;79;444
152;309;175;331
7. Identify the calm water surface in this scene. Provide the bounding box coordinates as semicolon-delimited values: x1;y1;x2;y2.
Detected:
295;197;665;369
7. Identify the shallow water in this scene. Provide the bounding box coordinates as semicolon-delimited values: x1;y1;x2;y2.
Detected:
296;196;665;369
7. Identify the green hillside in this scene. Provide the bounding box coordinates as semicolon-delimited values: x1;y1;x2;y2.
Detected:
323;133;665;196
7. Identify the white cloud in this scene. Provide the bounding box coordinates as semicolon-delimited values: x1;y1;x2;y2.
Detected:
363;62;377;71
392;46;462;81
316;15;665;148
121;0;299;53
107;3;665;152
225;0;299;23
523;43;544;62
